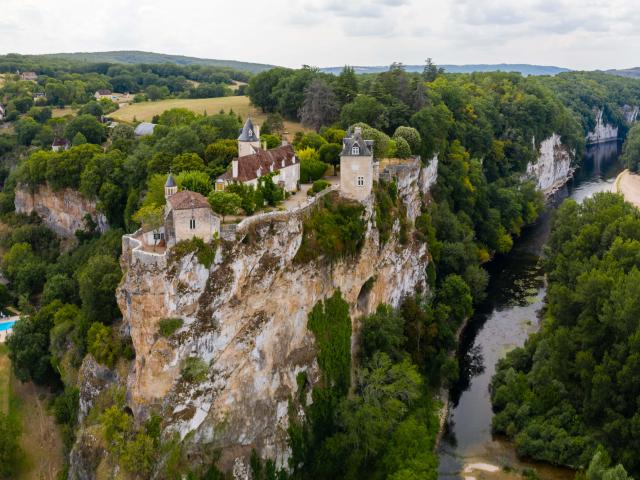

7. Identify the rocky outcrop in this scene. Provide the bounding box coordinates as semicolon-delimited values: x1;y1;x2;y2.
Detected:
587;108;619;145
622;105;639;124
526;133;574;194
14;184;108;238
71;161;436;477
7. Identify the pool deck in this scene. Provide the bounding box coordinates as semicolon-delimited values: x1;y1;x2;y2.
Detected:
615;169;640;208
0;316;19;343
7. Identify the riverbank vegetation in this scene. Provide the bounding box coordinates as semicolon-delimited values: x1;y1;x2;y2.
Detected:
491;193;640;476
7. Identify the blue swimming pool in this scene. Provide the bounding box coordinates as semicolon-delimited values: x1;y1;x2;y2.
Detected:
0;320;16;331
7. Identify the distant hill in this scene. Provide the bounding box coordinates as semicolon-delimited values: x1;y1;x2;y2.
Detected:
607;67;640;78
40;51;276;73
320;64;572;76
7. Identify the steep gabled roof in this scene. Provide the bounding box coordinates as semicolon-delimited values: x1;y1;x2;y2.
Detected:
217;144;297;183
165;173;176;188
238;118;259;142
341;127;374;157
167;190;211;210
52;138;69;147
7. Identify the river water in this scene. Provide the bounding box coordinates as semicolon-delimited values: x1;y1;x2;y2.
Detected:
437;141;623;480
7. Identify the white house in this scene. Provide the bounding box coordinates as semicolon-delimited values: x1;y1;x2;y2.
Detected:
0;104;5;121
52;138;70;152
215;118;300;193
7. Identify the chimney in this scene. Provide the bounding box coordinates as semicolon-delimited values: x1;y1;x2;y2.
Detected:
263;140;267;151
232;159;238;178
255;124;260;138
281;133;289;146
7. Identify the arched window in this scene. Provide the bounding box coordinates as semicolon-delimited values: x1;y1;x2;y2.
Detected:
351;145;360;155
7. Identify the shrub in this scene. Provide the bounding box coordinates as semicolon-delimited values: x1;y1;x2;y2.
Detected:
170;238;217;268
295;193;365;263
158;318;183;337
309;179;330;195
181;357;209;383
298;148;328;183
393;126;422;154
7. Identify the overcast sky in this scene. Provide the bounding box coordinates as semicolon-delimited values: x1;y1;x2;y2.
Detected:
2;0;638;70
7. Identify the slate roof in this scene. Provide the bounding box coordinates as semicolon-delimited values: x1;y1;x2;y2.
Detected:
52;138;69;147
238;118;259;142
134;122;156;136
217;144;297;183
96;89;112;96
340;127;374;157
167;190;211;210
165;173;176;188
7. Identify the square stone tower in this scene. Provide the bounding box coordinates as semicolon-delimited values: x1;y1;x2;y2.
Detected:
339;127;374;201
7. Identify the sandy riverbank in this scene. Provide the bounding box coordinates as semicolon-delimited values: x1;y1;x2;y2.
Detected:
615;169;640;208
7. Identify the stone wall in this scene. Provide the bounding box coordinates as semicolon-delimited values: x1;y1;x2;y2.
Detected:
14;184;108;238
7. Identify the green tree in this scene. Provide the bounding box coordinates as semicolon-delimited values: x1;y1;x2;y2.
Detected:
14;117;41;145
77;255;122;324
172;152;205;173
87;322;119;367
176;170;212;196
64;114;107;144
340;95;388;131
318;143;342;175
622;123;640;172
300;78;339;132
207;191;242;221
334;66;359;105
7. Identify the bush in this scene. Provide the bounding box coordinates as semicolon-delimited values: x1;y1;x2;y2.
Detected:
298;148;328;183
393;126;422;154
308;179;330;196
170;238;217;268
158;318;183;337
181;357;209;383
295;193;365;263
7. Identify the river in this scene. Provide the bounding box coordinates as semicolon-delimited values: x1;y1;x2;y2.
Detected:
437;141;623;480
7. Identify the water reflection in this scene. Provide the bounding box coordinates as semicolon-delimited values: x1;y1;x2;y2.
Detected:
437;142;623;480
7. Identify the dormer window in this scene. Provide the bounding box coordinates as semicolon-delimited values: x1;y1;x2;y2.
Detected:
351;145;360;155
248;129;253;137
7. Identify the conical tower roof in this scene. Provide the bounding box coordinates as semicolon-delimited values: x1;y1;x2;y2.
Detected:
238;118;259;142
165;172;176;188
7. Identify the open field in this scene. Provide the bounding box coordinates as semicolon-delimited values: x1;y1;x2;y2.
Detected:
616;169;640;207
112;95;309;134
52;107;77;118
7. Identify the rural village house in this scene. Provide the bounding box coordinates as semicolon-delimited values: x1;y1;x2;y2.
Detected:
215;118;300;192
51;138;70;152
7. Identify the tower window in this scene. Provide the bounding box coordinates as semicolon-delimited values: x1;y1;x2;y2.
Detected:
189;218;196;230
357;176;365;187
351;145;360;155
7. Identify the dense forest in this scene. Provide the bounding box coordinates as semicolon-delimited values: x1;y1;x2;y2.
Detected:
491;193;640;476
1;56;640;478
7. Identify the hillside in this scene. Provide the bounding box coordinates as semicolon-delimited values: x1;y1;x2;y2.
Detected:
320;63;571;76
608;67;640;78
35;50;276;73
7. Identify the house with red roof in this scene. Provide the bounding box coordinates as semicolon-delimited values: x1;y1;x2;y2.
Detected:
215;118;300;193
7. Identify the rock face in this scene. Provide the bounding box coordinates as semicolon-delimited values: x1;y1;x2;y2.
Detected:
622;104;639;124
586;108;619;145
526;133;574;194
72;159;436;476
14;184;108;238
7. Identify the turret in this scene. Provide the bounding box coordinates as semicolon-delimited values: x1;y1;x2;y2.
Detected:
238;118;261;158
165;172;177;199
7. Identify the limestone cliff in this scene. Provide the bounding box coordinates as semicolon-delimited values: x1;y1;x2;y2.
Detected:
14;184;108;238
71;159;436;477
586;108;619;145
526;133;575;194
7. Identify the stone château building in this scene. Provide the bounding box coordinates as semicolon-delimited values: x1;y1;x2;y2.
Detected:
215;118;300;193
142;173;221;248
339;127;376;201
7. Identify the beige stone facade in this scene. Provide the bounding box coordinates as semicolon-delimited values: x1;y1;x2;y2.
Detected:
339;127;375;202
166;206;220;247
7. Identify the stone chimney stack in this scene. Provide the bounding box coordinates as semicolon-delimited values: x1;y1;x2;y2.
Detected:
232;159;239;179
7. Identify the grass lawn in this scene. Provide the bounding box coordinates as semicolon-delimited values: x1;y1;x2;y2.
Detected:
112;95;309;134
0;344;64;479
52;107;77;118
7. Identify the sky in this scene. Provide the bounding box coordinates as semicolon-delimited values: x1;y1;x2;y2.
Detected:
1;0;639;70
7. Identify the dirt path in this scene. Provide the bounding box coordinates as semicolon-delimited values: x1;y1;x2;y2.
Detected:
11;377;64;480
615;169;640;208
